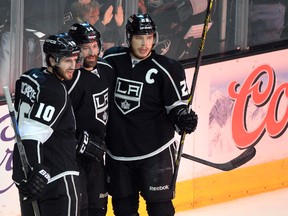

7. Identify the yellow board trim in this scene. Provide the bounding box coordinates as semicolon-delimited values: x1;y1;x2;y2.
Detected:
106;157;288;215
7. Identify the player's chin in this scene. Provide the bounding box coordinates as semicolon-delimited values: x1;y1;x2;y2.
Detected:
65;71;74;80
135;51;149;59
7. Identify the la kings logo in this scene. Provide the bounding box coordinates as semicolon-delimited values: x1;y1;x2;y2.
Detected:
115;78;143;115
92;88;109;125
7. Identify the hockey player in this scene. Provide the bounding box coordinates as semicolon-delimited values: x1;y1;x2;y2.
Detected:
12;33;81;216
65;22;115;216
103;14;198;216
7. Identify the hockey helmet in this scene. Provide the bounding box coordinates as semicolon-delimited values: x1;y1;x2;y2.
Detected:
68;22;102;51
126;14;158;46
43;33;80;63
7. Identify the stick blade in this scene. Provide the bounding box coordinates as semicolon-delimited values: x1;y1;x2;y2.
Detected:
220;147;256;171
182;146;256;171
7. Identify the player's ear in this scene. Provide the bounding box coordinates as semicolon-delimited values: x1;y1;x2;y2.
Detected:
49;56;56;67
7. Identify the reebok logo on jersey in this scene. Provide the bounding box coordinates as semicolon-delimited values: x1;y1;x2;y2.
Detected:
149;185;169;191
99;192;108;199
114;78;143;115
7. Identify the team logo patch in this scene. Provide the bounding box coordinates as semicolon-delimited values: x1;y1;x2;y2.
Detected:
114;78;143;115
92;88;109;125
148;0;163;8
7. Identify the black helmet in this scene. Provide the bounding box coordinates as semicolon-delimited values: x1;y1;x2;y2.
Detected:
43;33;80;62
68;22;102;51
126;14;158;46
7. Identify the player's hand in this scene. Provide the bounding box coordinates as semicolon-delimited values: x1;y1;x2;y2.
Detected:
176;108;198;134
16;164;50;203
76;131;107;161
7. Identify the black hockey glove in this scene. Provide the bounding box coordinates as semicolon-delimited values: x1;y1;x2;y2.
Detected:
169;107;198;134
16;164;50;203
76;131;107;161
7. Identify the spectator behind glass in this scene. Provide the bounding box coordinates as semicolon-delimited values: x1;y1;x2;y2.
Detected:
0;0;43;96
0;0;11;95
137;0;208;60
248;0;286;46
61;0;124;52
98;0;125;50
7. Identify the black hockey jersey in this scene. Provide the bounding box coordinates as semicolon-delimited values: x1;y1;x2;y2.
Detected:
65;58;115;140
103;47;189;160
12;67;78;183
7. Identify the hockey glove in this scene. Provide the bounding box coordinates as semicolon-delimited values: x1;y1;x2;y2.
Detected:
170;107;198;134
76;131;107;161
16;163;50;203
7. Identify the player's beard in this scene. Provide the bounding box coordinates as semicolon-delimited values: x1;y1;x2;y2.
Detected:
52;66;73;81
82;55;98;69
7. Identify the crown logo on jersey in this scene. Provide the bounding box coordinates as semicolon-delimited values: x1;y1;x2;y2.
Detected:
121;100;131;110
103;111;108;121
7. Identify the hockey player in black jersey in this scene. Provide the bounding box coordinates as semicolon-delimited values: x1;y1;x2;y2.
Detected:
103;14;198;216
65;22;115;216
12;33;81;216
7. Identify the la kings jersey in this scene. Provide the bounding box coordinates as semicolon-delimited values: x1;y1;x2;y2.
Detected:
103;47;189;160
65;58;115;140
12;68;78;183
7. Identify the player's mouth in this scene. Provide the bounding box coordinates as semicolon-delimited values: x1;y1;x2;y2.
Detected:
139;48;148;54
66;70;74;77
87;55;96;60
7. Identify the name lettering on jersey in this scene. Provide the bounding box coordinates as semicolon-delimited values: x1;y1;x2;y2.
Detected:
21;82;37;103
114;78;143;115
145;68;158;84
92;88;109;125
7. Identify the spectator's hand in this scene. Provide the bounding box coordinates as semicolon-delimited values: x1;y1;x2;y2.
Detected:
102;5;113;25
115;5;124;27
138;0;147;14
78;0;90;4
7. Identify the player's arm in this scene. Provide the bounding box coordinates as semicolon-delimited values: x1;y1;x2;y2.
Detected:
163;61;198;134
12;77;67;202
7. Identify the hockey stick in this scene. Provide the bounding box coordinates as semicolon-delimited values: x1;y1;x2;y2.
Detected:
3;86;41;216
171;0;214;193
182;146;256;171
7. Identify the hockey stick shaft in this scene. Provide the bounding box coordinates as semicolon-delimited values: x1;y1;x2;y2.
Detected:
182;146;256;171
171;0;214;193
3;86;41;216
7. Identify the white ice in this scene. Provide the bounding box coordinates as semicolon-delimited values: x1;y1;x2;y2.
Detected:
176;188;288;216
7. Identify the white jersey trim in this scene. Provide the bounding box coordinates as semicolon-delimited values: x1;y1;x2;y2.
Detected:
152;58;181;100
68;69;81;94
103;51;127;59
20;118;53;143
98;60;113;69
48;171;79;183
107;137;176;161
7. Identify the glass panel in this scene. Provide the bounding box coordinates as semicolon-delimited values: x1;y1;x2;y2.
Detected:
0;0;11;97
1;0;288;100
248;0;287;46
